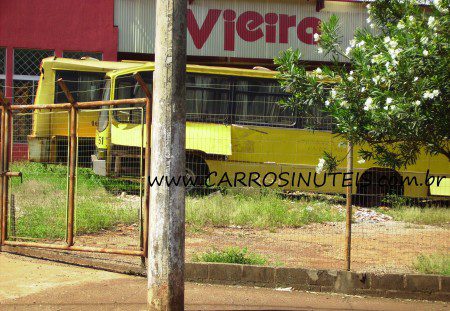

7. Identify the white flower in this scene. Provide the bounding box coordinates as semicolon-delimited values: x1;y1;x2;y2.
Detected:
340;100;349;108
318;47;323;54
349;39;356;48
370;23;375;29
361;87;366;92
428;16;436;27
420;37;429;45
397;21;405;29
384;36;391;43
331;89;337;98
413;77;419;82
372;76;380;84
357;41;365;48
345;47;352;55
364;97;373;111
325;100;330;107
306;206;314;212
386;97;393;104
348;76;354;82
349;71;354;76
367;4;371;9
366;17;371;24
314;33;320;42
315;67;322;74
423;50;429;56
384;105;389;110
316;158;326;174
408;16;414;22
357;158;366;164
389;40;398;48
423;90;436;99
414;100;421;106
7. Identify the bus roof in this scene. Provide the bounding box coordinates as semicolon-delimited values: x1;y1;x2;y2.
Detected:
40;57;145;73
105;62;338;83
106;62;278;79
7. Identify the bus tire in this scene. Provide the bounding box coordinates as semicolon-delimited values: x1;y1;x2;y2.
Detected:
355;168;404;207
186;154;209;193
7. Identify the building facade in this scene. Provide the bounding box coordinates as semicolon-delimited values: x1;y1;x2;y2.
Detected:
1;0;369;100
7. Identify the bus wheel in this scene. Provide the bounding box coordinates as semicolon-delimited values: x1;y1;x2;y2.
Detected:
186;154;209;194
355;168;404;207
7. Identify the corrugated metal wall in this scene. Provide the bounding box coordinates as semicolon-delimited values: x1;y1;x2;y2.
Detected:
114;0;368;61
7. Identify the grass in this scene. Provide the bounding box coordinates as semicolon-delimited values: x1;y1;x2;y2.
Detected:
382;207;450;226
8;162;138;240
186;188;345;229
413;253;450;276
192;247;269;266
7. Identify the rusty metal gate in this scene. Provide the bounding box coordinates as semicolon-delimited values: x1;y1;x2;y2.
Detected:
0;76;151;259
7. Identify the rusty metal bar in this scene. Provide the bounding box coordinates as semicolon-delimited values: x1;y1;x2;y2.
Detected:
57;79;77;247
133;73;152;259
10;98;147;111
1;104;11;245
0;105;4;248
57;79;75;104
345;141;353;271
3;240;144;256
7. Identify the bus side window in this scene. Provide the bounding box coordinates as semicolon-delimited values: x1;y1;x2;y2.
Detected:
186;74;230;123
234;79;294;127
55;70;105;103
297;89;334;131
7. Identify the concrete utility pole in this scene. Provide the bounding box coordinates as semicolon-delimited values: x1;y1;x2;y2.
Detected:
148;0;187;309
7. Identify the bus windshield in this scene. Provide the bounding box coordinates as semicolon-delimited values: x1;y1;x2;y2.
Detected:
97;79;111;132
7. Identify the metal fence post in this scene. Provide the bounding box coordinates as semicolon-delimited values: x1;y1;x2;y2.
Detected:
148;0;187;308
57;79;77;247
133;73;152;263
1;101;11;245
345;141;354;271
0;94;6;248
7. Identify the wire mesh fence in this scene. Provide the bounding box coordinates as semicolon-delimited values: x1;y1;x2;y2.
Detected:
0;79;448;276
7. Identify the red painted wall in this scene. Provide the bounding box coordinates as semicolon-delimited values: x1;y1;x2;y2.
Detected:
0;0;118;97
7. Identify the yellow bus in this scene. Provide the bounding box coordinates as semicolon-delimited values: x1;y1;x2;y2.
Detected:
94;62;449;205
28;57;143;163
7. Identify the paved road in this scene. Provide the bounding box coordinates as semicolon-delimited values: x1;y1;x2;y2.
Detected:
0;253;448;310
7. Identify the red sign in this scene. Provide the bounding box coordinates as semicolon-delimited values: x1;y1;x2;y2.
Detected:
187;8;321;52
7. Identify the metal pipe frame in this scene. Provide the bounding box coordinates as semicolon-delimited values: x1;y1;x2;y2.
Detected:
345;141;353;271
133;73;152;259
3;240;144;256
11;98;147;111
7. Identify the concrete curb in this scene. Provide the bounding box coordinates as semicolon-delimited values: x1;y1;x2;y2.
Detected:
3;246;449;302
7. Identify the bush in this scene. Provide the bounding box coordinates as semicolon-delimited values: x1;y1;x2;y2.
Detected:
192;247;269;266
414;253;450;276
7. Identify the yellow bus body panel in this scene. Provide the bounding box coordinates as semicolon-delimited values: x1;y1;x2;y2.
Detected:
111;121;232;156
430;178;450;197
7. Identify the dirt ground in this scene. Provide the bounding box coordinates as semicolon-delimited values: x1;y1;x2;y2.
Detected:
1;253;448;310
72;220;450;273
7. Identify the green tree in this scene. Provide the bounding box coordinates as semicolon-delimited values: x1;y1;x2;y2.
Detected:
275;0;449;169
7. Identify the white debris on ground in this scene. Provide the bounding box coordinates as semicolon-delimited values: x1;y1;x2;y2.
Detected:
353;208;393;223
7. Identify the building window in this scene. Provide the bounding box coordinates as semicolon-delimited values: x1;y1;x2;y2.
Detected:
63;51;103;60
13;49;54;142
14;49;53;76
0;47;5;94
